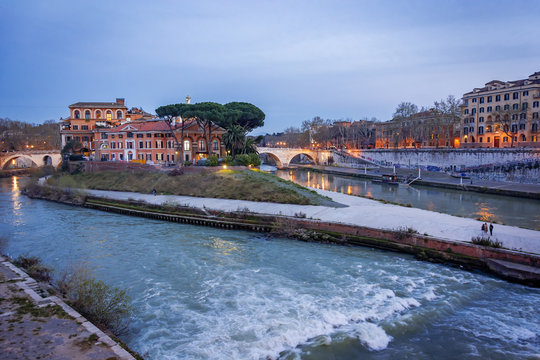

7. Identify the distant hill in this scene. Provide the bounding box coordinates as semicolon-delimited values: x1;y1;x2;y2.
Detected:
0;118;61;151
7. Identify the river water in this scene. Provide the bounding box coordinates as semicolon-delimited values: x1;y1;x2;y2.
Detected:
1;177;539;359
275;169;540;230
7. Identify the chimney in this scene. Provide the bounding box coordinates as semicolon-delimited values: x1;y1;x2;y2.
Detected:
116;98;125;105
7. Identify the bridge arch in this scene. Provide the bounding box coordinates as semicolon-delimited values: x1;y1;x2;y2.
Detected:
43;155;52;166
1;155;39;170
258;152;283;167
289;153;315;165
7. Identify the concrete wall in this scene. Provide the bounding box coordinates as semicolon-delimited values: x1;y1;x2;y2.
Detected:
350;148;540;171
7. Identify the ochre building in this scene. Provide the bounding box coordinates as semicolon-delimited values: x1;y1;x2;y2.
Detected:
460;71;540;148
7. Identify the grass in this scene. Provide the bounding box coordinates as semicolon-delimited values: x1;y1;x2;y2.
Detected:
46;169;337;205
471;235;503;248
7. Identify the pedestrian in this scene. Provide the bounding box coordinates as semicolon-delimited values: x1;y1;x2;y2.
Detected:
489;223;493;236
481;223;487;233
152;188;157;196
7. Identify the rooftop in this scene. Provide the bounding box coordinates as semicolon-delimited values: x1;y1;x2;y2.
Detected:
69;102;127;109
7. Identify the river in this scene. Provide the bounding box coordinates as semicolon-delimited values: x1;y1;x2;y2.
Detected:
1;177;539;359
274;168;540;230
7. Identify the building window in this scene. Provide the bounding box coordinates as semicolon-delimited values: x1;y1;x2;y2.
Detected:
513;92;518;100
127;132;134;138
72;125;79;130
533;101;539;108
463;128;468;135
479;97;484;104
487;96;492;103
533;112;539;119
532;123;538;131
96;110;102;119
120;154;124;161
106;111;112;121
146;154;152;161
111;154;115;161
472;98;477;103
118;134;123;138
198;139;205;151
116;110;122;119
511;124;518;133
146;140;151;148
136;134;144;138
213;139;219;151
82;136;89;142
479;107;484;113
513;104;519;110
81;125;89;130
184;140;191;151
74;110;80;119
503;137;508;143
504;104;509;110
85;110;91;119
479;117;484;122
101;133;108;139
504;94;510;100
111;142;116;149
478;126;484;134
487;106;492;112
127;142;133;149
479;137;483;143
128;152;133;161
519;123;526;130
495;95;500;102
139;141;144;148
146;133;152;137
464;109;469;115
472;108;476;115
524;91;529;96
523;102;528;110
495;105;501;111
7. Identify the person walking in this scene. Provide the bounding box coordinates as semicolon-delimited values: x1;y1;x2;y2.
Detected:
489;223;494;236
152;188;157;196
481;223;487;233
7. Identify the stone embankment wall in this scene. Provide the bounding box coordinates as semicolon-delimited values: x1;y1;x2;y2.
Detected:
349;148;540;172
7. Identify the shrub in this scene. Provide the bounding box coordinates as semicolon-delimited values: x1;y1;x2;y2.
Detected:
234;154;250;166
248;153;261;166
13;255;52;282
222;155;233;165
184;160;192;166
56;265;133;335
207;154;219;167
471;236;502;248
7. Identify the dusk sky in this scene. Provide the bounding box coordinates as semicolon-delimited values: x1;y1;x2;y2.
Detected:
1;0;539;135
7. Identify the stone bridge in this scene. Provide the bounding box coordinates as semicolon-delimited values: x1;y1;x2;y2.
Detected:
0;150;62;170
256;147;332;167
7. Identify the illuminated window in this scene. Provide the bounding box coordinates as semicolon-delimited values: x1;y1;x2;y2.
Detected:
184;140;190;151
96;110;102;119
106;111;112;120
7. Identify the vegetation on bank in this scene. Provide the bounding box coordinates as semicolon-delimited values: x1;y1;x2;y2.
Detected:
44;169;339;206
7;254;133;337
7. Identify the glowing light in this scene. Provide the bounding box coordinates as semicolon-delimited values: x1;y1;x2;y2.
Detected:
222;164;227;169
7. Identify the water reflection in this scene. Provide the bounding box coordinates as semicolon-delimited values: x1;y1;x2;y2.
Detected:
277;169;540;230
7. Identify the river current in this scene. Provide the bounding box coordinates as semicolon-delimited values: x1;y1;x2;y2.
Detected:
1;177;539;359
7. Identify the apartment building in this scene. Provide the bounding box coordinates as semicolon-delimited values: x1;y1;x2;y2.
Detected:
98;119;225;165
460;71;540;148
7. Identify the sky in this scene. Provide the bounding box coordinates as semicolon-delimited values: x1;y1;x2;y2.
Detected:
1;0;539;135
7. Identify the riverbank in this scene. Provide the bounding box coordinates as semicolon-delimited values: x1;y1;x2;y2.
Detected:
23;183;540;286
294;165;540;199
0;255;137;360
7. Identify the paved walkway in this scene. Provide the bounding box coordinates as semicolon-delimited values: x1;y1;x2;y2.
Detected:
303;165;540;195
87;188;540;255
0;255;134;360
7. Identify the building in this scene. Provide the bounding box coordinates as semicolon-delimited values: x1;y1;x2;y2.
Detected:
59;98;158;154
375;111;459;148
460;71;540;148
97;119;226;165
